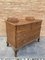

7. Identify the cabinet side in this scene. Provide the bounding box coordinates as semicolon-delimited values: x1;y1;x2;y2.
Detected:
6;21;16;47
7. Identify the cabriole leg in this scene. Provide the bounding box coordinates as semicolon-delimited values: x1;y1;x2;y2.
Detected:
7;42;9;46
38;37;40;42
15;50;18;57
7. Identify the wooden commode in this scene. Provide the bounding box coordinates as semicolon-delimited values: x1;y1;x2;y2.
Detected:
6;17;42;57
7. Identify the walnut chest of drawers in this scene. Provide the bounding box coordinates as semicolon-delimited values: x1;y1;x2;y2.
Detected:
6;17;42;57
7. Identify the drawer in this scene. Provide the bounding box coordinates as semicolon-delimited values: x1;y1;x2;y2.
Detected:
17;24;32;32
23;35;34;44
17;30;31;40
32;22;41;30
16;35;34;48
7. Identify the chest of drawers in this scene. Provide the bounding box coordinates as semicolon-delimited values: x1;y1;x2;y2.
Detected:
6;17;42;57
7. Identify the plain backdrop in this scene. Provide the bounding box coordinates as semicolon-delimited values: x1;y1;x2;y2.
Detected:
0;0;45;36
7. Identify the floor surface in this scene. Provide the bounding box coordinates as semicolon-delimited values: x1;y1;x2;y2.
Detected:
0;36;45;58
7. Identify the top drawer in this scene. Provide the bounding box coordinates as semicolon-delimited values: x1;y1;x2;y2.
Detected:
17;24;32;32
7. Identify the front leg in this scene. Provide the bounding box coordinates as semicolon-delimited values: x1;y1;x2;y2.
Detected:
7;42;9;46
38;37;40;42
15;50;18;57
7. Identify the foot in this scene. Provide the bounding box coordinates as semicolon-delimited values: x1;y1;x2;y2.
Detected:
15;50;18;57
7;42;9;46
38;38;40;42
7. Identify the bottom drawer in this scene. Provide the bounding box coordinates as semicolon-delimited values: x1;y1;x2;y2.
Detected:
16;36;34;48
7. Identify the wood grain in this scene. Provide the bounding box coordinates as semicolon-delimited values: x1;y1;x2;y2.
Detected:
6;17;42;56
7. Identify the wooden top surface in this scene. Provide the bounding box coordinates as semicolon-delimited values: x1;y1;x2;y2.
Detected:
6;17;42;26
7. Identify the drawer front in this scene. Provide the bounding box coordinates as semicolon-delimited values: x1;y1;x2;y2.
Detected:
17;30;31;39
16;35;34;48
32;22;41;30
16;30;32;48
17;24;31;32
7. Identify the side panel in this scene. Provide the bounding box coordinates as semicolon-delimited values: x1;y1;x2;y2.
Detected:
6;22;16;47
